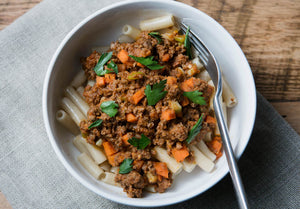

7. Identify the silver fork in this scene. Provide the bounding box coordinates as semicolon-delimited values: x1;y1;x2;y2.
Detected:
180;22;249;209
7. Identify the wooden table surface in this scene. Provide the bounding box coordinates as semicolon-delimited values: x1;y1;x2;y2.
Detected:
0;0;299;208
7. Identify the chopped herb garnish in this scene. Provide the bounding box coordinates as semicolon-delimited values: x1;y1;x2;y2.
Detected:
186;113;204;144
148;32;162;44
128;134;151;150
184;26;192;59
119;158;133;174
88;119;103;129
100;101;119;117
93;52;113;76
145;79;168;106
183;90;207;105
129;55;164;70
107;60;118;74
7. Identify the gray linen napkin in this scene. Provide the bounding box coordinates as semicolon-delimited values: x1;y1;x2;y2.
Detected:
0;0;299;208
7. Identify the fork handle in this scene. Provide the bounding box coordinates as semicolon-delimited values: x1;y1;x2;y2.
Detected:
214;95;249;209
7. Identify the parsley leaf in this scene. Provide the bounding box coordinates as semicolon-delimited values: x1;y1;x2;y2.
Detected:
183;90;207;105
148;32;162;44
94;52;113;76
88;119;103;129
128;134;151;150
129;55;164;70
145;80;168;106
107;60;118;74
100;101;119;117
184;26;192;59
119;158;133;174
186;113;204;144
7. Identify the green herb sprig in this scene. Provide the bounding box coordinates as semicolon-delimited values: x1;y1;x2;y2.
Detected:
183;90;206;105
119;158;133;174
145;80;168;106
100;101;119;117
184;26;192;59
129;55;164;70
93;52;113;76
186;113;204;144
128;134;151;150
88;119;103;129
148;32;162;44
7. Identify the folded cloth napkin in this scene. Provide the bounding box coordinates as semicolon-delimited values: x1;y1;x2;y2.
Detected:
0;0;299;208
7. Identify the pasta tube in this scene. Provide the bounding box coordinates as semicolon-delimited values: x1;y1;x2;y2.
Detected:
122;24;141;40
182;159;197;173
189;145;214;172
70;70;86;88
101;172;120;187
222;77;237;107
154;146;182;175
85;142;107;165
78;152;105;180
196;140;216;161
56;110;79;135
140;15;175;31
61;97;86;126
65;86;90;115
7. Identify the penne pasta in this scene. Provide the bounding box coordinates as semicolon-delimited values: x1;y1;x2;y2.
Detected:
61;97;86;126
87;80;95;87
140;15;175;31
222;77;237;107
65;86;90;115
76;86;85;99
78;152;105;180
189;145;215;172
204;131;212;142
182;159;197;173
122;24;141;40
101;172;120;187
85;142;107;165
95;139;103;147
198;70;211;82
208;80;215;111
73;135;91;157
56;110;79;135
99;161;111;172
118;34;134;43
110;166;119;174
192;57;204;71
70;70;86;88
196;140;216;161
145;185;157;193
154;146;182;175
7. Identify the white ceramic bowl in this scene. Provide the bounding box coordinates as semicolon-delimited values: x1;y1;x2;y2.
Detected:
43;0;256;207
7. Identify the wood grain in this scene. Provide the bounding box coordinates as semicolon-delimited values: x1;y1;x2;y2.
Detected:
0;0;42;30
178;0;300;101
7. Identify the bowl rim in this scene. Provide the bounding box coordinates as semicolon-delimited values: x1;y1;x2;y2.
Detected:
42;0;257;207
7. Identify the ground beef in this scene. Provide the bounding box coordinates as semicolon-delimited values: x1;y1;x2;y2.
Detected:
78;29;216;198
115;171;146;198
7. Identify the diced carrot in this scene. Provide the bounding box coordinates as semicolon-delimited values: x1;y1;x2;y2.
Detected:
180;77;196;92
162;54;170;62
205;115;216;125
104;73;116;83
107;154;117;166
122;134;130;146
167;76;177;85
103;141;117;156
171;145;189;162
136;62;144;67
181;96;190;107
154;162;169;178
161;109;176;121
207;136;223;158
96;76;106;87
131;88;145;105
117;49;129;64
126;113;138;123
117;64;127;72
